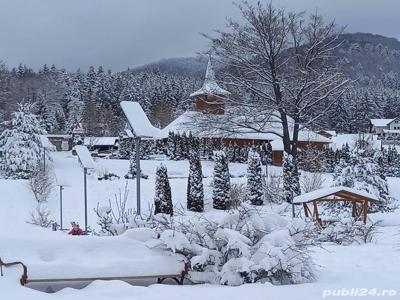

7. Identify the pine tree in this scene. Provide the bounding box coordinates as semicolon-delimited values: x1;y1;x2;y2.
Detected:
64;75;84;132
283;152;300;203
212;151;231;210
333;148;395;213
125;140;141;179
187;149;204;212
117;134;131;159
167;131;176;160
154;164;173;215
0;103;46;179
246;151;264;205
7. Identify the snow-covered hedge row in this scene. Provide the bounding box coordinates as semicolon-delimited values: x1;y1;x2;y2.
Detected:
146;205;316;286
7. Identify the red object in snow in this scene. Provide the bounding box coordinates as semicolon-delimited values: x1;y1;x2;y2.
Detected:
68;224;84;235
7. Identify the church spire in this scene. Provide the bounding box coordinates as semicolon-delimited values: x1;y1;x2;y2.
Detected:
190;56;230;98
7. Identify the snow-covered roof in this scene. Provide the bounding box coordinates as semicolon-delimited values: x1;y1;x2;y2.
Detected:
293;186;379;204
161;111;330;144
318;130;337;137
190;59;230;98
370;119;394;127
84;137;118;146
383;129;400;134
330;134;381;151
120;101;162;138
74;145;95;169
270;140;284;151
47;134;71;139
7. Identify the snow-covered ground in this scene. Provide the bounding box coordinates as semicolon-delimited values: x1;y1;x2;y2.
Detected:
1;151;400;299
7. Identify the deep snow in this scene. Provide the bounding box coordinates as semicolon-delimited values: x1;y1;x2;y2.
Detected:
0;152;399;299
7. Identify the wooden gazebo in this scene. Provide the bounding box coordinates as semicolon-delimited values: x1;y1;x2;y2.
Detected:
293;186;379;225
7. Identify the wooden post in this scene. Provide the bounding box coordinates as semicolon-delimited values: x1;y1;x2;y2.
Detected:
363;200;368;224
303;203;309;218
351;201;356;218
313;200;321;225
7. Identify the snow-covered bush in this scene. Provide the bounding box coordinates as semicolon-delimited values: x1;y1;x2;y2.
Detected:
29;169;54;203
300;172;325;193
149;204;315;286
229;183;247;209
288;217;380;246
318;219;381;245
264;172;285;204
29;203;52;228
0;103;47;179
93;182;134;235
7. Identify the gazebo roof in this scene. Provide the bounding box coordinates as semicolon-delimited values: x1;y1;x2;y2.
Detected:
293;186;379;204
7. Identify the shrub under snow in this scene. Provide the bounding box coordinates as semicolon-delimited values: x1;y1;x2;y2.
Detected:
148;204;315;286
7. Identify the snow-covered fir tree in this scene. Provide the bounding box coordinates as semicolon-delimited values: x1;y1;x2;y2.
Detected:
333;148;395;212
117;134;131;159
125;142;138;179
154;164;173;215
187;149;204;212
0;103;47;179
212;151;231;210
246;151;264;205
283;152;301;203
64;74;84;132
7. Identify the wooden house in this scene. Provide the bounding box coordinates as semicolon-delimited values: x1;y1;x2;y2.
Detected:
161;58;330;165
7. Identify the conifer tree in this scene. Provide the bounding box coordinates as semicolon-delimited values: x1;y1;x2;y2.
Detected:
125;143;138;179
246;151;264;205
283;152;300;203
212;151;231;210
0;103;47;179
117;134;131;159
167;131;176;160
154;164;173;215
187;149;204;212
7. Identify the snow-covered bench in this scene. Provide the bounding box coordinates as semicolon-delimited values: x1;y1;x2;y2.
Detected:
0;257;188;286
0;229;188;286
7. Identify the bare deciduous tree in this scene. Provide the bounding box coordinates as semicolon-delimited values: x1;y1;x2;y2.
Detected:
194;2;350;201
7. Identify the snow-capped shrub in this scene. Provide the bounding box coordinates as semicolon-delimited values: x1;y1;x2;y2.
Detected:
93;182;134;235
318;218;381;245
29;169;54;203
229;183;247;209
264;172;285;204
29;203;53;228
150;204;316;286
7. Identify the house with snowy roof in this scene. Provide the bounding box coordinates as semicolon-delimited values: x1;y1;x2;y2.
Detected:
369;118;400;139
162;58;330;165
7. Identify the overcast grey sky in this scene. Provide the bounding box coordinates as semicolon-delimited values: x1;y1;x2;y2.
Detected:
0;0;399;71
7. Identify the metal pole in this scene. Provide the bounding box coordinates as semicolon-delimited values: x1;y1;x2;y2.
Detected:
292;192;295;218
43;150;46;172
135;137;141;215
60;186;63;230
84;168;88;232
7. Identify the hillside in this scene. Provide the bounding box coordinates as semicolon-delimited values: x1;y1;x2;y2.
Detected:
131;32;400;83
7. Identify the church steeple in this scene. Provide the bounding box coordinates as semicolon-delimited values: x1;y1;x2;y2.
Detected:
190;57;230;115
